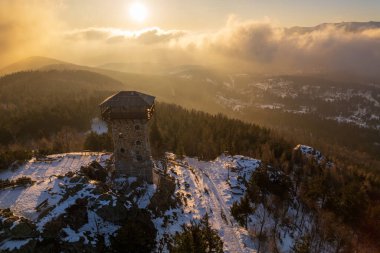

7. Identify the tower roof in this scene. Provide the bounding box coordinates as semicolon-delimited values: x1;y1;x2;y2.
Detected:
99;91;155;120
100;91;155;108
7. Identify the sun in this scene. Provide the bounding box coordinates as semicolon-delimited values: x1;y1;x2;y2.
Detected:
129;2;148;22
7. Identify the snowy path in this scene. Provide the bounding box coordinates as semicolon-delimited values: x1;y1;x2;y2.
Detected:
175;160;248;253
174;154;259;253
192;165;249;253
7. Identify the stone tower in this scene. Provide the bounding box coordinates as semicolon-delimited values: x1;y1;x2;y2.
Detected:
99;91;155;182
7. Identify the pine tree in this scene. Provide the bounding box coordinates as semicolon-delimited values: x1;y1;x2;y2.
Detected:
231;196;253;228
170;214;223;253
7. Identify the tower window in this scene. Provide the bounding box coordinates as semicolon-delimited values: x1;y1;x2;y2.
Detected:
136;140;141;145
136;155;143;161
118;133;124;138
135;125;140;130
120;148;125;153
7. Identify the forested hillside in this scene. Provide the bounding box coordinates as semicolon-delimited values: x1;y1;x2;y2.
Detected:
150;103;291;161
1;60;379;164
0;70;379;252
0;70;121;142
0;70;378;176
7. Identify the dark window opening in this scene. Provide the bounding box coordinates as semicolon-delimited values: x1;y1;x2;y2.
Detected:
135;125;140;130
136;140;141;145
120;148;125;153
118;133;123;138
136;155;143;161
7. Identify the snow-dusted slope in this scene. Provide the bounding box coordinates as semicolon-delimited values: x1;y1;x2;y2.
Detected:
0;153;124;251
0;153;108;220
155;153;260;253
0;152;261;252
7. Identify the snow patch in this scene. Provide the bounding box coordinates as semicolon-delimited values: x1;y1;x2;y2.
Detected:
91;118;108;134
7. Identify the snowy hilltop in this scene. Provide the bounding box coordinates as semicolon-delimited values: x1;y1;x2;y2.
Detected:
0;144;356;253
0;151;262;252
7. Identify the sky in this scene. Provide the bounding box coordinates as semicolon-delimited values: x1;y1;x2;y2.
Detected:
1;0;380;76
58;0;380;30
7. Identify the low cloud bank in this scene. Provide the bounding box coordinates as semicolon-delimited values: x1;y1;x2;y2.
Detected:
199;18;380;75
63;18;380;76
1;2;379;78
65;27;186;45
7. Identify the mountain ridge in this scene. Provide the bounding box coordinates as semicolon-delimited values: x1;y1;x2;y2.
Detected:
286;21;380;34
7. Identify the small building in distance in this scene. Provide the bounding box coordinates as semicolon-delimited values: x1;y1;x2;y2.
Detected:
100;91;155;182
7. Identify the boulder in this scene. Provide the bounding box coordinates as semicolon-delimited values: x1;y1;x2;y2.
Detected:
10;218;37;239
95;194;128;223
80;161;107;182
1;216;18;229
42;215;64;239
63;198;88;231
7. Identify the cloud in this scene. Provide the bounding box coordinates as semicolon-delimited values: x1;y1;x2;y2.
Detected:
1;4;380;79
135;28;185;44
60;19;380;77
66;28;112;41
172;17;380;76
205;18;281;63
65;27;186;45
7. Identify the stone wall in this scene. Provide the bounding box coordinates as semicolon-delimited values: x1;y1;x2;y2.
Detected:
110;119;153;182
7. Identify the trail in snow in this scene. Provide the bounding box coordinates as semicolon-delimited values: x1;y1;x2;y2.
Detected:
191;165;247;253
178;154;259;253
0;151;257;252
175;157;254;253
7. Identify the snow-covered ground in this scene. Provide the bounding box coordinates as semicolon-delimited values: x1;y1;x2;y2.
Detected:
0;152;262;252
294;145;323;160
214;77;380;130
155;153;260;253
0;153;123;250
0;153;108;220
0;147;335;252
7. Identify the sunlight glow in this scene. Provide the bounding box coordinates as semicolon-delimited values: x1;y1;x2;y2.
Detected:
129;2;148;22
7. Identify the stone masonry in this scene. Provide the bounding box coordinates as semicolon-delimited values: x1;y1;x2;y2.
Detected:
99;91;155;182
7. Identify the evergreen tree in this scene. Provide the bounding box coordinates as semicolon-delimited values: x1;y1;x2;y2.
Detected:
112;209;157;253
83;132;113;152
170;214;223;253
231;195;253;228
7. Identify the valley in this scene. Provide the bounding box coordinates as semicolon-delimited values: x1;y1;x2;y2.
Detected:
0;57;379;252
1;57;378;160
1;1;380;250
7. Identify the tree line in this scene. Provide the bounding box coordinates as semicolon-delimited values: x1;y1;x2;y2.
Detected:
0;70;379;251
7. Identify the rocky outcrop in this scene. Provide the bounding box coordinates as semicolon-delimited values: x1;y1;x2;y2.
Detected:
9;219;37;239
80;161;107;182
63;198;88;231
0;209;39;253
94;194;129;223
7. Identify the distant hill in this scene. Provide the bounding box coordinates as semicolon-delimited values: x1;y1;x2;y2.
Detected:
0;56;112;77
0;57;227;113
286;21;380;34
1;56;379;161
98;62;173;74
0;56;70;76
0;69;124;93
0;70;125;138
